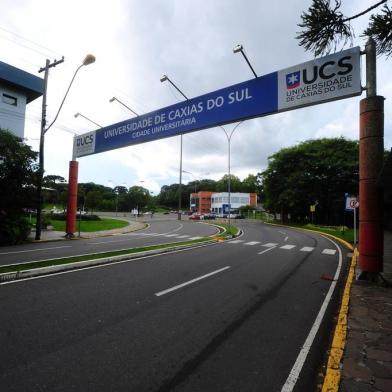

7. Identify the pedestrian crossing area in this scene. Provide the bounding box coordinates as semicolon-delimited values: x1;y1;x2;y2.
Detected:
226;239;337;255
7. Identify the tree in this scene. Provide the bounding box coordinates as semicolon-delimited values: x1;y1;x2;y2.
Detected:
297;0;392;57
0;129;38;244
216;174;242;192
261;138;359;224
240;174;262;194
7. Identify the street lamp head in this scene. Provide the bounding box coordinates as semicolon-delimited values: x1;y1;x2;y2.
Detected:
74;112;80;118
109;97;116;103
82;54;96;66
160;74;168;83
233;44;243;54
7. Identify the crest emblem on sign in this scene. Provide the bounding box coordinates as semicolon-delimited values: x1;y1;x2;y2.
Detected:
286;71;300;89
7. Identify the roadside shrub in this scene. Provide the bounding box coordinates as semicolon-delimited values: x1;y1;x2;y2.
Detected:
0;214;31;245
50;213;101;221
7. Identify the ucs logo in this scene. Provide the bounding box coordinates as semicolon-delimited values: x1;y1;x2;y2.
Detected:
285;55;353;89
76;134;94;147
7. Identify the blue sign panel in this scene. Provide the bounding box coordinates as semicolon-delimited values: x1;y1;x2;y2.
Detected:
74;47;361;158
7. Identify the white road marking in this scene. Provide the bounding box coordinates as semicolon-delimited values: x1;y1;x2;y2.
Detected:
244;241;260;246
177;235;190;238
261;243;278;247
228;240;245;244
258;246;277;255
188;236;203;240
322;249;337;255
280;245;296;250
278;230;286;235
300;247;314;252
154;266;230;297
0;245;72;255
284;236;289;242
164;234;179;237
280;237;342;392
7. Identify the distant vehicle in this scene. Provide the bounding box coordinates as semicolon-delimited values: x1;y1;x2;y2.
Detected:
203;213;216;220
189;213;204;220
143;211;152;215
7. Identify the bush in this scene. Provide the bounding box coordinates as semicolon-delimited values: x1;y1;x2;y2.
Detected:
0;214;31;245
50;212;101;221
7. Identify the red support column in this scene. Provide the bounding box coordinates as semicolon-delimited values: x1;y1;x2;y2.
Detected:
359;96;384;273
66;160;79;238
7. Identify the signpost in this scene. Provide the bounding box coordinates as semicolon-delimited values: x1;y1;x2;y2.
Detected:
346;196;359;245
67;47;362;238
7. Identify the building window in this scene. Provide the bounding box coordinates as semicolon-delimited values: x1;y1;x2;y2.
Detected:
2;93;18;106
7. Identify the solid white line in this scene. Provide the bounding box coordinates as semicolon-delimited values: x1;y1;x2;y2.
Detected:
164;234;179;237
280;244;296;250
188;236;203;240
280;236;342;392
154;266;230;297
258;246;277;255
300;247;314;252
1;241;222;285
322;249;337;255
176;235;190;238
0;245;72;255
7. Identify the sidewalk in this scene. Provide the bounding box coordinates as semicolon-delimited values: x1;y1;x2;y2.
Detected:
340;231;392;391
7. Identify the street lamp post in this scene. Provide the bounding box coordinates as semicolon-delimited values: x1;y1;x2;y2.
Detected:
233;44;258;78
74;112;102;128
220;122;244;229
109;97;139;116
35;54;96;240
160;75;188;221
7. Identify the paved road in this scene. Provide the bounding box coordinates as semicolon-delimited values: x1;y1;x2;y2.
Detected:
0;221;349;391
0;219;219;266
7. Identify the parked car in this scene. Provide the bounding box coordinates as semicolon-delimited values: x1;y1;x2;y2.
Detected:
189;213;204;220
203;213;216;220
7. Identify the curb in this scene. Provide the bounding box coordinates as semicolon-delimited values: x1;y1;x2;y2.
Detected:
0;239;219;283
321;248;358;392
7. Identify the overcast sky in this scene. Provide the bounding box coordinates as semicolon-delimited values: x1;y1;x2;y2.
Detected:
1;0;391;193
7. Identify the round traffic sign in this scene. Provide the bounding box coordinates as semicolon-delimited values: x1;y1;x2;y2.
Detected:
350;200;359;208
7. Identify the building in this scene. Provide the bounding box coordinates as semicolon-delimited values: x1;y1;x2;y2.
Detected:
0;61;44;139
190;191;257;214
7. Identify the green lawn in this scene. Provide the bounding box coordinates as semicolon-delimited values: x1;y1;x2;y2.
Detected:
48;218;129;232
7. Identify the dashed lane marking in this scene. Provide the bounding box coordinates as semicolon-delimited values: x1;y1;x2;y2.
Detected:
244;241;261;246
228;240;245;244
188;236;203;240
322;249;337;255
280;244;296;250
261;243;279;247
300;247;314;252
258;246;277;255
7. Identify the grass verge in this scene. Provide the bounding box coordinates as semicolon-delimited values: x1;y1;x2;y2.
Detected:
0;237;211;274
212;222;241;237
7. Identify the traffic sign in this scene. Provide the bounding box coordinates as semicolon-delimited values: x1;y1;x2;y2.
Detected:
345;196;358;211
74;47;361;158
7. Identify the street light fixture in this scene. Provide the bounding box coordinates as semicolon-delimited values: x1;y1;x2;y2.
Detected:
233;44;258;78
160;74;188;221
35;54;96;240
74;112;102;128
109;97;139;116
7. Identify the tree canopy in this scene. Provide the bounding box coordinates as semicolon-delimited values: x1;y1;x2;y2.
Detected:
0;129;38;244
261;138;359;224
297;0;392;57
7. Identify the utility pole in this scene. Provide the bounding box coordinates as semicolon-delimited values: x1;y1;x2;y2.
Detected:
35;57;64;241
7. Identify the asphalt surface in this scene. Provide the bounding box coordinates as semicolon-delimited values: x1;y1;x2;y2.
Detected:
0;220;349;391
0;219;219;266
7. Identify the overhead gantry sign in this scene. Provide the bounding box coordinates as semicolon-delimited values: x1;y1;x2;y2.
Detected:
73;47;361;159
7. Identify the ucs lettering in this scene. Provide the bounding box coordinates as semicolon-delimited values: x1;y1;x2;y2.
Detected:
77;135;94;146
302;56;353;84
